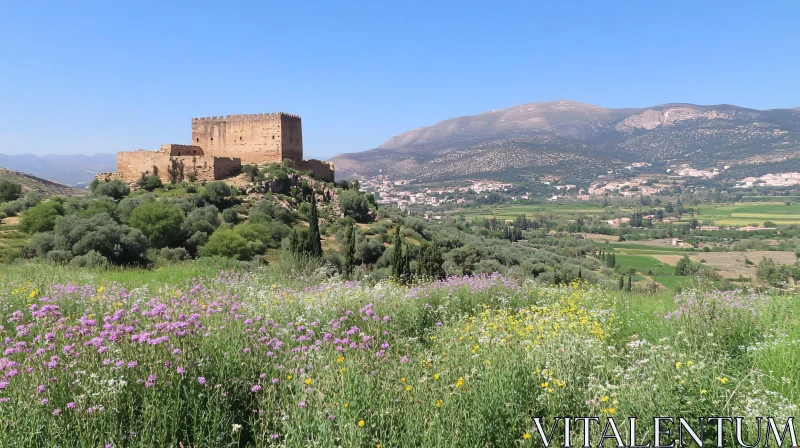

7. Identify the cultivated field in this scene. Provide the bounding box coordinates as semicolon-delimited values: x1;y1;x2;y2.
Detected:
693;201;800;226
689;251;797;279
455;203;611;221
0;263;797;447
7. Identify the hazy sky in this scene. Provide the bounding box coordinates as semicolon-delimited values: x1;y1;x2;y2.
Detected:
1;1;798;159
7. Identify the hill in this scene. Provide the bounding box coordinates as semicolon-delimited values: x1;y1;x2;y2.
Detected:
0;167;81;196
330;100;800;181
0;153;116;187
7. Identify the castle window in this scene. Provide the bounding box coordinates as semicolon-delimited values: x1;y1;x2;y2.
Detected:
272;135;275;140
211;138;213;142
196;138;199;142
240;136;242;141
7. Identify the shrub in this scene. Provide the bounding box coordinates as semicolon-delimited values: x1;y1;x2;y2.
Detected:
0;200;24;217
128;201;185;248
249;200;296;225
22;192;43;208
94;180;130;200
356;236;384;265
338;189;371;223
183;205;221;235
45;250;73;265
234;222;290;252
25;232;56;257
138;175;163;191
159;247;190;262
222;208;241;224
183;231;209;257
53;213;148;265
69;250;110;269
203;181;232;208
19;201;64;233
0;179;23;202
117;194;156;223
199;228;253;260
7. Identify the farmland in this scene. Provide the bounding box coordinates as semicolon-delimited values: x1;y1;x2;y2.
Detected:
692;201;800;226
454;200;800;228
454;202;612;221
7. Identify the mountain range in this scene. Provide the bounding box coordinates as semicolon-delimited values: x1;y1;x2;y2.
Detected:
0;153;116;187
4;101;800;186
331;101;800;181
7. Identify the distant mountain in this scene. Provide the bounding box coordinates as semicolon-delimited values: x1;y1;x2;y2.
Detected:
0;153;116;187
331;101;800;181
0;168;81;196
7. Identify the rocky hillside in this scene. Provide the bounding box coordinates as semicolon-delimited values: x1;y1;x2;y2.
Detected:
0;168;81;196
331;101;800;181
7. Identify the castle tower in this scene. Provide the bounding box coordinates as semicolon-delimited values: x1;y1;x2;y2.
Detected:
190;113;303;165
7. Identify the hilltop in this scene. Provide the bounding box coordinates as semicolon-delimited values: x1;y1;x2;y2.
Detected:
331;100;800;181
0;167;82;196
0;153;116;187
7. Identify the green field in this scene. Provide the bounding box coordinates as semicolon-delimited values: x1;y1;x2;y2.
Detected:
455;202;616;221
693;201;800;226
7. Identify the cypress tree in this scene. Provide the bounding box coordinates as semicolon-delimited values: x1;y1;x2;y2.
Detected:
306;195;323;258
626;275;633;292
289;229;302;255
618;275;624;290
391;225;403;280
417;240;445;280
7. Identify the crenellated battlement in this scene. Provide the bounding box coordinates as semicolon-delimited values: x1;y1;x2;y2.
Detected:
191;112;301;122
110;110;330;184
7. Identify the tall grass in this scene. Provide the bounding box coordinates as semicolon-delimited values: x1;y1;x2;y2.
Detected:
0;265;796;447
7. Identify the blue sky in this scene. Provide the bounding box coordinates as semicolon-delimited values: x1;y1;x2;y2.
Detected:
1;1;798;159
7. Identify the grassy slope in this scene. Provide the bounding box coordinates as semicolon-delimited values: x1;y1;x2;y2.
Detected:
0;168;81;196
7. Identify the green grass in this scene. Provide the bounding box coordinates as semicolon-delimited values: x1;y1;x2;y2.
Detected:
614;254;672;275
454;202;619;221
0;259;275;290
0;221;28;263
0;262;797;446
693;201;800;225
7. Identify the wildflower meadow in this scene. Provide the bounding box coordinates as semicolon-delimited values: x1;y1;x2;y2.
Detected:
0;264;798;447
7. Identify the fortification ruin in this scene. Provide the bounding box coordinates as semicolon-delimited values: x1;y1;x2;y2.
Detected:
102;112;334;184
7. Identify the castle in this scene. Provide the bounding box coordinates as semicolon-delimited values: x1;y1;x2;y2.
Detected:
98;113;334;184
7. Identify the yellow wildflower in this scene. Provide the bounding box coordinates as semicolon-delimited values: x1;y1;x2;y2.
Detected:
523;433;531;439
435;399;442;407
433;374;440;380
357;420;365;427
337;356;344;363
305;378;312;385
455;377;464;388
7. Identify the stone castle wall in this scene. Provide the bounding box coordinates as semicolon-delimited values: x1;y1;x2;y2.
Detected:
296;159;335;182
111;112;332;184
159;144;204;156
115;150;241;184
191;113;302;165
